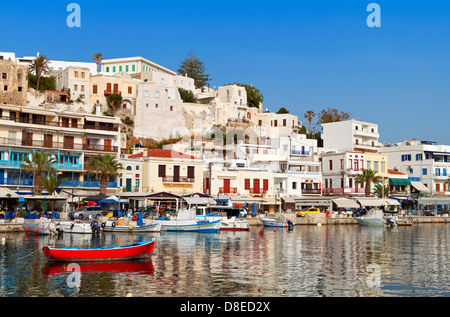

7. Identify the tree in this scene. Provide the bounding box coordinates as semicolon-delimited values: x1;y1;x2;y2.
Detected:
106;93;123;114
20;151;57;195
178;51;212;89
39;174;67;211
304;110;316;134
228;83;264;108
355;169;382;197
373;183;391;198
28;55;50;92
92;53;103;74
276;107;289;114
178;88;198;103
88;154;122;195
317;107;350;126
27;72;56;91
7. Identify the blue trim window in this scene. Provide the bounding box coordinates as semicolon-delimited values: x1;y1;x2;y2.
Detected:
422;168;428;175
11;152;28;162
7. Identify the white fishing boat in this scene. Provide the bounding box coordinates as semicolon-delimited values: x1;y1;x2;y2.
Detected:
194;206;250;231
355;209;397;226
155;209;220;233
23;218;57;235
56;220;94;234
260;216;294;228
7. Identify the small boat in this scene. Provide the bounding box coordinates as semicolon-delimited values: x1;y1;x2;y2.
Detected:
23;218;57;235
397;218;413;226
56;220;95;234
156;209;220;233
260;217;294;228
355;209;397;226
102;219;162;233
42;261;154;276
194;206;250;231
42;240;155;262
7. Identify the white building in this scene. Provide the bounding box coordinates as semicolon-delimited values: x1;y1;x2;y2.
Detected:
381;140;450;195
101;56;177;77
55;67;90;105
322;119;380;153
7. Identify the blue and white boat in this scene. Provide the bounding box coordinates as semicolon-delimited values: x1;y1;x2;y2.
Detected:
155;209;220;233
355;209;396;226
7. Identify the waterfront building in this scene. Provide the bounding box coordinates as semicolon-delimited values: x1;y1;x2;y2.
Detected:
101;56;176;77
381;139;449;195
321;152;366;196
118;155;144;193
0;105;121;193
128;149;203;194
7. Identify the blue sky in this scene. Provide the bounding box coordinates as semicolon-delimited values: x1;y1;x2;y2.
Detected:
1;0;449;144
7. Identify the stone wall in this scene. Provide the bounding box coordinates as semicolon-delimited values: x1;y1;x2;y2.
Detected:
0;60;28;106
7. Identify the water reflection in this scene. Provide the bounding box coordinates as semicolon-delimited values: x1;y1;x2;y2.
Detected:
0;224;448;297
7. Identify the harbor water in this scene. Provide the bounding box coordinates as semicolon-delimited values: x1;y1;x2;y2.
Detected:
0;224;448;297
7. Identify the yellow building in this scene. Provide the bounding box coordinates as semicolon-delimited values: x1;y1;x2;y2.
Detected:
365;152;389;191
128;149;203;194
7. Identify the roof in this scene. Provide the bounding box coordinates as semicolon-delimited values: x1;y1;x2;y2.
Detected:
129;149;200;161
388;169;405;175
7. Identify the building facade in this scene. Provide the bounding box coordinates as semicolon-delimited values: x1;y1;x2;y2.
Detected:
0;60;28;107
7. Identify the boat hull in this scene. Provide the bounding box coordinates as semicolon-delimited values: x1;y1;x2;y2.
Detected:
42;240;155;262
57;221;93;234
158;220;220;233
23;219;56;235
102;221;162;233
260;218;292;228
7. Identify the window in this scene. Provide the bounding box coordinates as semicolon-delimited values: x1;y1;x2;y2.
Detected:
244;179;250;190
274;120;278;127
106;67;110;72
112;67;116;72
329;160;333;170
158;165;166;178
422;168;428;175
125;65;129;72
17;73;22;80
292;182;297;190
132;65;135;72
283;119;286;126
74;71;78;78
401;154;412;161
340;159;344;169
73;84;78;91
367;160;371;170
18;87;22;92
128;86;132;94
119;66;122;72
381;161;385;172
93;85;98;94
3;85;7;91
187;166;195;179
81;72;85;78
416;154;422;161
144;91;149;97
2;73;6;79
155;91;160;98
81;85;85;92
135;179;140;188
170;106;173;111
263;179;269;191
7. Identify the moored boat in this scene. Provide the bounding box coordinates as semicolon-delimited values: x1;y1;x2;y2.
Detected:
260;217;294;228
102;219;162;233
193;206;250;231
23;218;57;235
56;220;95;234
156;208;220;233
42;240;155;262
355;209;397;226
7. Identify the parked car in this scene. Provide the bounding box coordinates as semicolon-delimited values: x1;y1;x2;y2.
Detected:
352;208;368;217
68;206;103;220
297;208;321;217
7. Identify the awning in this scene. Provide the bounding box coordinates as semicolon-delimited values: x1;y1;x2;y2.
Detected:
418;198;450;205
357;198;384;207
281;197;296;204
183;197;217;205
389;178;411;186
383;198;401;206
332;198;359;209
411;181;431;193
0;188;20;198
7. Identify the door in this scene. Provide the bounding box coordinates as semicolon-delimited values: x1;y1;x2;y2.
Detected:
126;178;132;192
22;132;32;146
106;83;112;93
223;179;231;194
61;117;70;127
173;165;180;182
253;179;260;194
104;139;112;152
113;83;119;94
64;136;74;149
44;134;53;148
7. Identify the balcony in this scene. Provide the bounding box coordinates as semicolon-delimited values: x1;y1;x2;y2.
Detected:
249;188;268;195
53;163;83;171
0;137;118;153
302;189;322;195
104;90;121;96
322;187;365;194
0;160;22;168
0;116;118;132
291;150;310;156
0;178;34;186
162;176;195;184
60;180;117;188
219;187;238;194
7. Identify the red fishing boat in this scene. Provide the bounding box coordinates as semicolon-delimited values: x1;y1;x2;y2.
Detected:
42;240;155;262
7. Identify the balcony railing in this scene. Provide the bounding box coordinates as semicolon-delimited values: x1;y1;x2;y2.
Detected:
61;180;117;188
291;150;310;156
322;188;365;194
104;90;121;96
301;189;322;195
219;187;238;194
0;116;119;132
0;178;34;186
162;176;195;184
249;188;268;195
0;137;118;153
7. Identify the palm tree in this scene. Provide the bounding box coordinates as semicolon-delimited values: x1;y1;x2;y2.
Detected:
29;55;50;92
355;169;382;197
88;154;122;195
373;183;391;198
20;151;57;195
39;174;67;211
304;110;316;134
92;53;103;74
